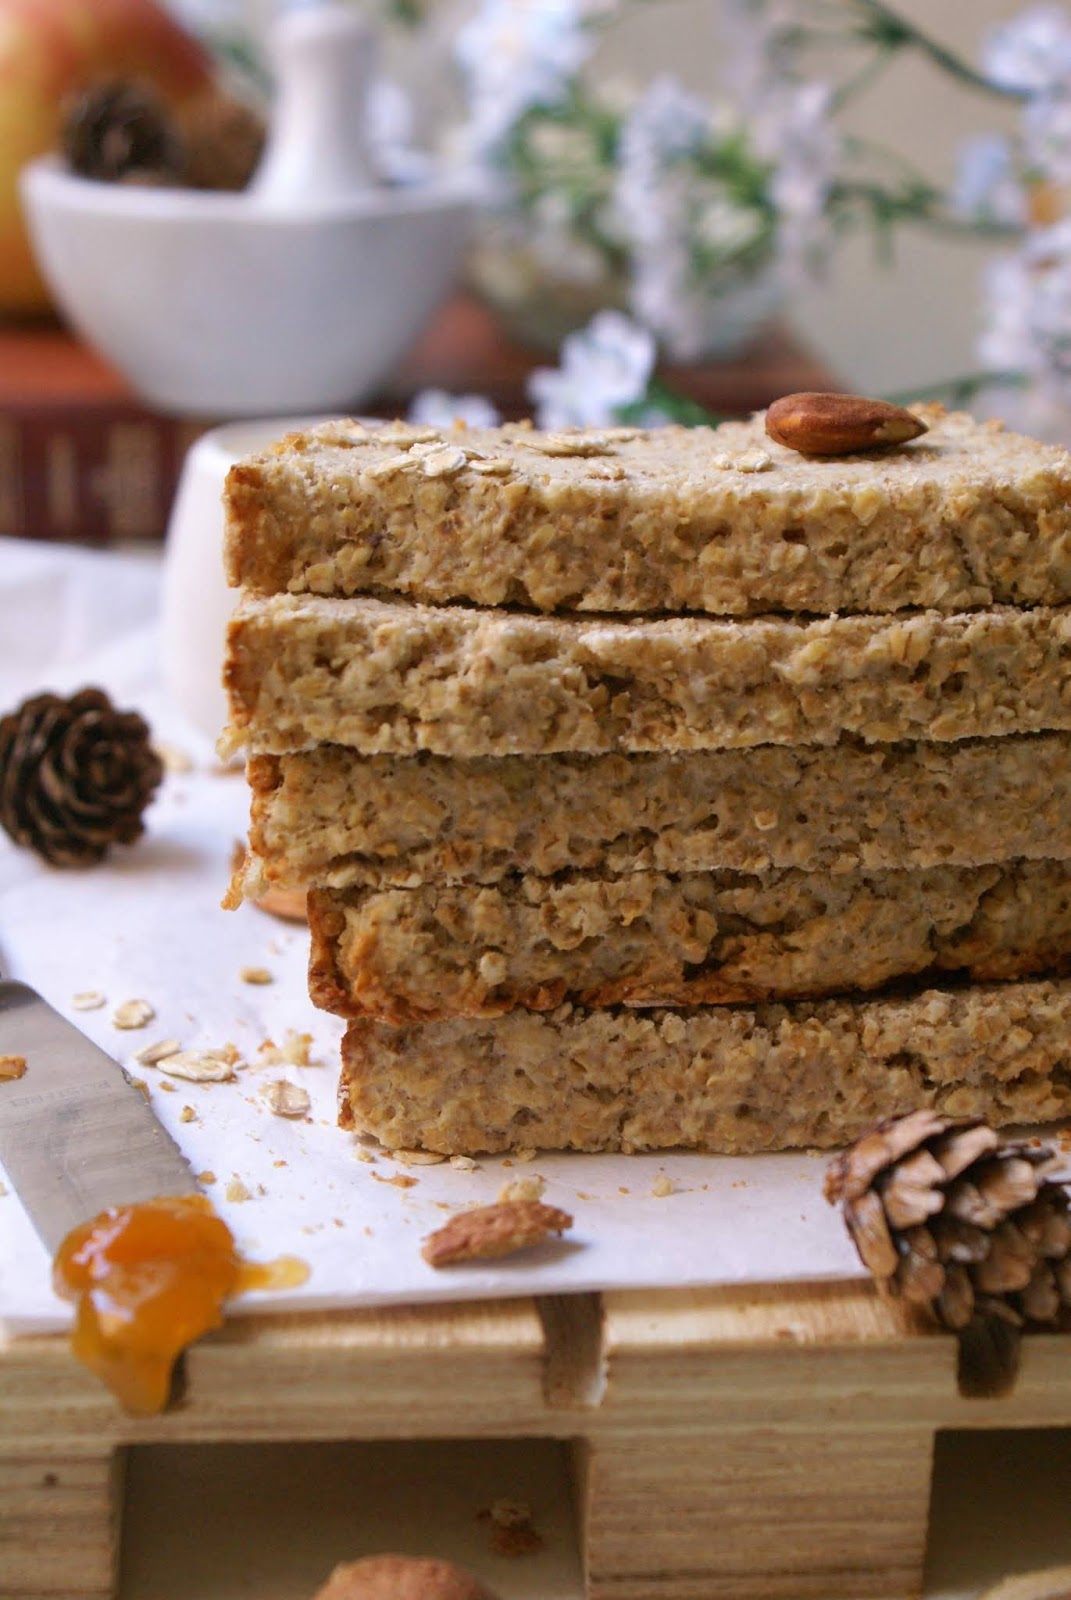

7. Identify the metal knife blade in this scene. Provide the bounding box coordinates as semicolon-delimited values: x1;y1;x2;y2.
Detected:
0;979;198;1254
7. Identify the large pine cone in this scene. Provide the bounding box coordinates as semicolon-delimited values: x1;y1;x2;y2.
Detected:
0;689;163;867
826;1110;1071;1395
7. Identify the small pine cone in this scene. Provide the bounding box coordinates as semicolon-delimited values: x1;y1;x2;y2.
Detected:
826;1111;1071;1396
61;80;185;186
0;689;163;867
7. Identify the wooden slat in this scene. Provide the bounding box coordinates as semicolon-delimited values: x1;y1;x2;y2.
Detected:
0;1450;122;1600
581;1425;935;1600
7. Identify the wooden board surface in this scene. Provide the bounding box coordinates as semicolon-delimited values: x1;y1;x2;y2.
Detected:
4;1282;1070;1600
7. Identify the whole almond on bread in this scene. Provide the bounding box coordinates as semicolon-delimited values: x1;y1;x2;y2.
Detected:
311;1554;500;1600
422;1199;573;1267
765;392;928;455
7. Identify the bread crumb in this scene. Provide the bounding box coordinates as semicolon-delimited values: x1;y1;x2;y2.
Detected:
372;1170;418;1189
0;1054;27;1081
112;999;155;1030
355;1147;375;1164
240;966;273;985
450;1155;479;1171
498;1175;546;1204
479;1498;544;1557
198;1170;217;1185
226;1178;253;1203
179;1105;197;1123
651;1173;674;1198
71;990;106;1011
258;1030;321;1068
158;1080;176;1092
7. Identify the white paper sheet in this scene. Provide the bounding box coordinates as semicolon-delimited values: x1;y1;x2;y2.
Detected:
9;534;1047;1336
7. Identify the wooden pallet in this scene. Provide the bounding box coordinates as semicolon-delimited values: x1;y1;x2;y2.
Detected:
3;1280;1070;1600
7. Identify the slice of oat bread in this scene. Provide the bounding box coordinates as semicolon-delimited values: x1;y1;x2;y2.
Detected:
338;976;1071;1155
221;593;1071;759
223;410;1071;617
236;734;1071;894
308;858;1071;1022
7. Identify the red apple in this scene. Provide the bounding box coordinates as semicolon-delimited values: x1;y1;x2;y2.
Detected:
0;0;215;315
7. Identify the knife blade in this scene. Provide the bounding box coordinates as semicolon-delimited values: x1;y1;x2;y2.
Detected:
0;979;198;1254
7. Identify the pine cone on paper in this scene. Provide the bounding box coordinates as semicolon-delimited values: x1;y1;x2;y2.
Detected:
0;689;163;867
825;1110;1071;1396
61;81;185;186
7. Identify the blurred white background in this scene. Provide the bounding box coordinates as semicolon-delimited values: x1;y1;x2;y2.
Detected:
168;0;1023;394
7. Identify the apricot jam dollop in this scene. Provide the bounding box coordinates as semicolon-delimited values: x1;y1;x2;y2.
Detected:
52;1194;240;1415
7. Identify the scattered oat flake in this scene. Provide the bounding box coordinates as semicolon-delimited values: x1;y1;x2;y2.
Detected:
498;1176;546;1204
450;1155;478;1171
422;1200;572;1268
133;1038;182;1066
392;1149;446;1166
112;999;155;1030
240;966;273;986
226;1178;253;1203
264;1080;310;1118
651;1173;674;1198
71;990;106;1011
372;1171;418;1189
0;1054;27;1081
159;1049;237;1083
179;1105;197;1124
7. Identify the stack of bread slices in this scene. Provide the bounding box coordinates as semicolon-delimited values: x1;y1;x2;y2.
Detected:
221;397;1071;1157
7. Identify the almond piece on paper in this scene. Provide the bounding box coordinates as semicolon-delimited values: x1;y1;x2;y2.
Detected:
421;1199;573;1268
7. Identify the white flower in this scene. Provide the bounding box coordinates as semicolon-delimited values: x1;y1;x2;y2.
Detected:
1024;90;1071;187
407;389;502;429
952;134;1026;226
614;77;721;359
978;224;1071;433
455;0;596;160
718;0;802;109
983;4;1071;96
755;81;838;280
527;310;655;428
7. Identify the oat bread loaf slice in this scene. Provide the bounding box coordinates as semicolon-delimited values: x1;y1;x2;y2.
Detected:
223;410;1071;617
309;858;1071;1022
338;977;1071;1155
238;734;1071;894
221;593;1071;759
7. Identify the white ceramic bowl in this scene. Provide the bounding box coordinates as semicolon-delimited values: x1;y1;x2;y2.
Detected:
20;157;472;418
160;417;332;741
